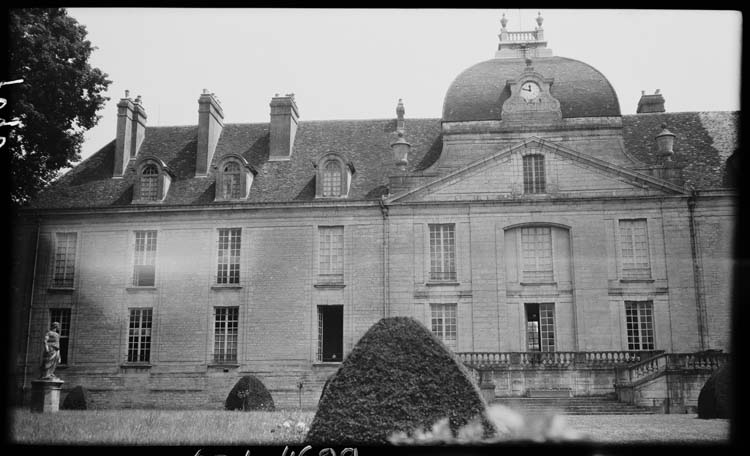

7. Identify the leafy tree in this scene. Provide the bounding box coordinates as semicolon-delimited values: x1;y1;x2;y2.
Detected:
7;8;111;206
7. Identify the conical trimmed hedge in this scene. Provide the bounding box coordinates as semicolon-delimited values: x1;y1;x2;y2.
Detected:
61;385;88;410
306;316;490;444
225;375;275;411
698;363;732;419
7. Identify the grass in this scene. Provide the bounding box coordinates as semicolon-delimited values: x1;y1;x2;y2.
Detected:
8;408;730;445
9;408;315;445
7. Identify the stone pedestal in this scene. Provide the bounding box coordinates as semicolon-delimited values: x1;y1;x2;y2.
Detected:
480;382;496;404
30;379;64;413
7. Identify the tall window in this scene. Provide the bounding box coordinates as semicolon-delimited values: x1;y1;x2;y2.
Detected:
217;228;241;284
521;226;553;282
133;231;157;287
429;224;456;281
222;162;242;200
525;303;555;352
625;301;655;350
619;219;650;278
322;161;342;197
49;309;71;364
140;164;159;201
319;226;344;283
127;308;152;363
523;154;546;194
431;303;457;349
214;307;239;363
52;233;77;288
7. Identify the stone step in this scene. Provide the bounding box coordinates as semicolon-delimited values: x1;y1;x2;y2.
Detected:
493;397;656;415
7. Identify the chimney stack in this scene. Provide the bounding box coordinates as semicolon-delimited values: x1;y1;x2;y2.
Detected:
114;91;147;177
196;89;224;176
637;89;666;113
269;93;299;161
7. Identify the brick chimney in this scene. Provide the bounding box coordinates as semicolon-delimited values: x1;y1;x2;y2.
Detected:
637;89;666;113
196;89;224;176
114;90;147;177
269;93;299;161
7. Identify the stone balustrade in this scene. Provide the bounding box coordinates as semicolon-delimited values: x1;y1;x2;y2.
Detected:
456;350;663;369
614;352;729;386
505;31;538;42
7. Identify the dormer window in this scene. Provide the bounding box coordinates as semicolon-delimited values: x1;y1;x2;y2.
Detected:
221;162;242;200
323;161;342;197
214;155;256;201
140;165;159;201
523;154;546;194
132;157;173;204
316;153;354;198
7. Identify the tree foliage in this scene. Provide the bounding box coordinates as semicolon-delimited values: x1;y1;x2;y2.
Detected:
7;8;111;206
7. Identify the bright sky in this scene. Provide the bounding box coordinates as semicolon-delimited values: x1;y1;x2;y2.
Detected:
66;8;742;162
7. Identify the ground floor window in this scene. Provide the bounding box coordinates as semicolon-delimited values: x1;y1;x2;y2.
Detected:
625;301;655;350
431;303;457;350
49;308;71;365
214;307;239;363
127;308;152;363
525;303;555;352
317;305;343;362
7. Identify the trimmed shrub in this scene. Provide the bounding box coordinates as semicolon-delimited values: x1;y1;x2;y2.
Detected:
306;316;490;445
61;385;88;410
698;363;732;419
224;375;275;411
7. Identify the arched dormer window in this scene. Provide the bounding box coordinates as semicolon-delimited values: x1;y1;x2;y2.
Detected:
323;161;342;197
132;157;173;204
214;155;256;201
140;165;159;201
222;161;242;200
316;153;354;198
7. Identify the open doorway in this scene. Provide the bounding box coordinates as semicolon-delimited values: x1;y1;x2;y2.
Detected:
317;305;343;362
525;303;555;352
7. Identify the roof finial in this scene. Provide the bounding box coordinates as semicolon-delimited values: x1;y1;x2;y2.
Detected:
536;11;544;28
500;13;508;30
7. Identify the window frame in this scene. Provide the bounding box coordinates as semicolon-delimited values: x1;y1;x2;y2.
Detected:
49;308;72;365
624;301;655;350
132;230;158;287
216;228;242;285
51;232;78;289
522;153;546;194
430;303;458;350
213;306;239;364
618;218;652;280
520;226;554;283
126;307;153;364
318;226;345;284
428;223;457;282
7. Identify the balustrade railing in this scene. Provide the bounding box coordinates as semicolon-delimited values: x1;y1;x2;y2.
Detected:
456;350;663;368
506;31;538;42
614;352;729;386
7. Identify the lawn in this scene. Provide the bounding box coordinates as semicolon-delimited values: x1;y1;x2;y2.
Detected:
8;408;730;445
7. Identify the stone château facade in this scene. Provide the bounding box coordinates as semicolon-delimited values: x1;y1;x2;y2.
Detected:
11;14;736;411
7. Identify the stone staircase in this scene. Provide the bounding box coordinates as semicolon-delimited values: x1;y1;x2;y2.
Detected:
494;395;656;415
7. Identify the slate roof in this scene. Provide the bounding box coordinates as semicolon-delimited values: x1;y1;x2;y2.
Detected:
442;57;621;121
29;111;737;210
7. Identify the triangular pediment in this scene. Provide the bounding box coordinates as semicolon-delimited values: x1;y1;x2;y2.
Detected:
388;137;687;203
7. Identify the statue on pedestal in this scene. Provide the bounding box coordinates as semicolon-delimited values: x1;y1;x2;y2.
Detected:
40;322;61;380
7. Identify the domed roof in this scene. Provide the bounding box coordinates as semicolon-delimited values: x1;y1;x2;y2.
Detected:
442;56;621;122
